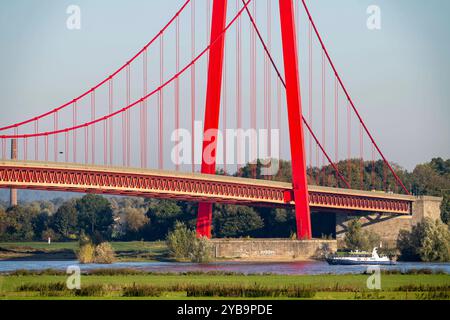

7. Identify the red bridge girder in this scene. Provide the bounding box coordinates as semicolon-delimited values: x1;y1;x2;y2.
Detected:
0;161;413;215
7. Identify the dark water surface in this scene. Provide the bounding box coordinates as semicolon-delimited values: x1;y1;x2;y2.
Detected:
0;260;449;275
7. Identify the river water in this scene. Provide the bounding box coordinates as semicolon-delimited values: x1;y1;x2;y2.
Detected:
0;260;449;275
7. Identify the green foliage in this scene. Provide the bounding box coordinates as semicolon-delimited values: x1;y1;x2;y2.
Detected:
144;200;184;240
185;283;316;298
166;222;212;263
122;284;163;297
75;194;114;242
52;201;78;239
190;236;213;263
409;158;450;224
41;228;59;242
343;219;381;251
73;284;107;297
32;212;51;240
0;207;7;236
397;218;450;262
236;159;292;183
213;205;263;238
166;221;196;259
0;205;39;241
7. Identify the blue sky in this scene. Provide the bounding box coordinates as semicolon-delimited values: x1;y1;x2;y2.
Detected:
0;0;449;171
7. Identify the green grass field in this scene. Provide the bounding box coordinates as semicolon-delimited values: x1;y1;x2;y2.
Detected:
0;242;449;300
0;273;448;300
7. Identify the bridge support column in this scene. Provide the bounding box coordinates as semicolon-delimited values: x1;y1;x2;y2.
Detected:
10;139;17;207
196;0;228;238
412;196;443;225
279;0;311;239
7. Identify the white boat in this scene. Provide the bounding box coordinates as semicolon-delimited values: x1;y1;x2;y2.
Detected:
326;247;396;266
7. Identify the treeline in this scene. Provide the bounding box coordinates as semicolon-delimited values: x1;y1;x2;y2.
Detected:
0;157;448;242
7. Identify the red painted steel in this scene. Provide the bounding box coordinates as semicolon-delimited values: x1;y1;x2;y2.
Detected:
279;0;311;239
241;3;350;189
0;162;413;215
300;0;410;195
196;0;228;238
0;0;192;133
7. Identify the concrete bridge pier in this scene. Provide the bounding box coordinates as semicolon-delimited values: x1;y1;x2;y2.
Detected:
336;195;443;247
411;196;443;225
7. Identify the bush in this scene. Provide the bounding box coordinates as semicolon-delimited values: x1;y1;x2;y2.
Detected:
17;282;66;292
77;240;116;264
190;236;213;263
94;242;116;264
77;243;95;264
166;222;197;259
74;284;107;297
185;284;316;298
122;284;163;297
166;222;213;263
397;218;450;262
343;219;381;251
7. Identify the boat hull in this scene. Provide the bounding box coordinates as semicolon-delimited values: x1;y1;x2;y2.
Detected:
326;258;396;266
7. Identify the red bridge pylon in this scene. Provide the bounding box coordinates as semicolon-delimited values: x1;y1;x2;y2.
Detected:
196;0;311;240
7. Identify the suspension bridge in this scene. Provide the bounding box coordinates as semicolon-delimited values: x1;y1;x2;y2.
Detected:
0;0;416;240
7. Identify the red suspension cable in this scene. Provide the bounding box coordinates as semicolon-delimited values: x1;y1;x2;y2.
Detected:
159;35;164;170
0;0;192;134
241;0;349;188
1;1;252;143
191;0;196;172
91;91;96;164
300;0;410;194
236;0;242;172
175;17;180;171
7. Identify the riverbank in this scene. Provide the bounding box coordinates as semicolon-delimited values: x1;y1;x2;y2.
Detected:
0;241;168;262
0;272;448;300
0;240;332;263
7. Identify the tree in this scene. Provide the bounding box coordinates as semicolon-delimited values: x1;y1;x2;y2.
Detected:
410;160;450;224
143;200;184;240
52;201;78;239
441;195;450;225
0;208;7;236
75;194;114;242
2;205;39;241
120;207;149;239
236;159;292;183
32;212;51;240
257;208;296;238
397;218;450;262
213;205;264;238
343;219;381;251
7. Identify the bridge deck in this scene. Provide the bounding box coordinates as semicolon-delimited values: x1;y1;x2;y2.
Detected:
0;161;415;214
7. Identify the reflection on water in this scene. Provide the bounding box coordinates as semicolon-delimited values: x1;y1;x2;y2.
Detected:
0;260;449;275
